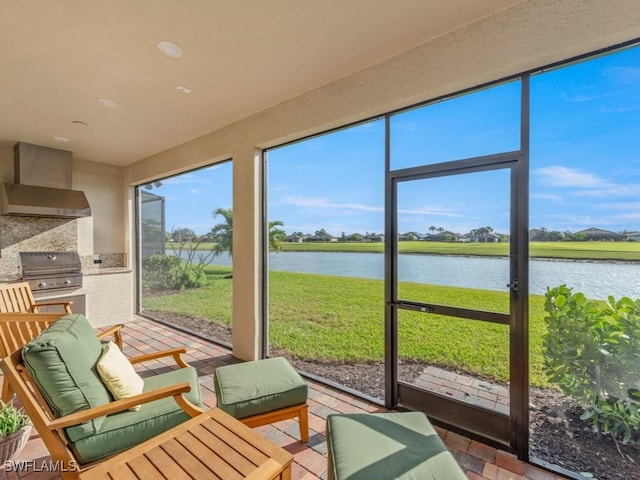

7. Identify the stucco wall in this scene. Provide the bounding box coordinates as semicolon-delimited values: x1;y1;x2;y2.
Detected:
123;0;640;360
73;159;126;256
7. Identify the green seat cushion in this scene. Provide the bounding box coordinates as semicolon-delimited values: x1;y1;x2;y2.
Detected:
214;357;307;419
326;412;467;480
22;313;111;441
70;365;202;464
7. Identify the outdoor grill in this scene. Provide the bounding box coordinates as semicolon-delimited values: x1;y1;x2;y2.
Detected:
18;251;83;292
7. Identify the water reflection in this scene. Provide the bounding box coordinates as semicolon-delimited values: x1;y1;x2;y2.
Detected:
194;251;640;300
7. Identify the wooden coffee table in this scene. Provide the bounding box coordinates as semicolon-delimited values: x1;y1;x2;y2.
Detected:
79;408;293;480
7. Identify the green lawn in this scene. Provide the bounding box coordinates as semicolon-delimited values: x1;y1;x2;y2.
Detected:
142;266;233;325
170;240;640;261
142;267;550;387
279;240;640;261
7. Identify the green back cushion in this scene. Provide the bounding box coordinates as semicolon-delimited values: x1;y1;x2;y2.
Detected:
22;313;111;440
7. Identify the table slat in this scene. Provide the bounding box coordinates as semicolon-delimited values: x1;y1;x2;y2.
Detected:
128;454;171;479
78;408;292;480
161;437;220;479
175;428;243;479
201;417;270;465
144;448;198;480
186;422;257;473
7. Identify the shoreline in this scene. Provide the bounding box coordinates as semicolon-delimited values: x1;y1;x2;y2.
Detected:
274;249;640;264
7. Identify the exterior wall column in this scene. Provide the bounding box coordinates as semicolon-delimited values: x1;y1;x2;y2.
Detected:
231;147;262;361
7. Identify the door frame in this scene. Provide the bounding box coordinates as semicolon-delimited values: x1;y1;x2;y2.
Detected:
384;78;530;457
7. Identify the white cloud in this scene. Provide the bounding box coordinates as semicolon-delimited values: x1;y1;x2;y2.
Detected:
560;92;609;103
280;196;383;213
603;66;640;84
612;211;640;221
533;166;640;198
391;120;420;132
600;105;640;114
279;195;462;218
593;201;640;210
573;183;640;198
398;205;463;218
534;166;606;188
531;192;564;202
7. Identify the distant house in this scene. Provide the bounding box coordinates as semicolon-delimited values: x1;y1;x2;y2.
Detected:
428;230;462;242
623;231;640;242
364;233;384;242
574;228;624;241
399;232;426;241
529;229;545;241
464;231;507;242
459;233;474;243
482;232;501;243
307;229;337;242
467;229;502;243
286;233;308;243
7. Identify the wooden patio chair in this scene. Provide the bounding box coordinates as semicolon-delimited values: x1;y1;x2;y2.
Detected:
0;317;203;480
0;313;123;402
0;281;73;313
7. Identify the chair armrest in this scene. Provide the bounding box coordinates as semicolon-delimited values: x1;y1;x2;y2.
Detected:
48;381;202;430
31;301;73;314
129;347;190;368
96;324;124;349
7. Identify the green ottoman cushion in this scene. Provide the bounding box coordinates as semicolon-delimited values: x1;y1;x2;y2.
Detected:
214;357;307;419
326;412;467;480
22;313;111;441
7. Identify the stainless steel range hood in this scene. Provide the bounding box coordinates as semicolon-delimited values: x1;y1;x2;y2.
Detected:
1;142;91;218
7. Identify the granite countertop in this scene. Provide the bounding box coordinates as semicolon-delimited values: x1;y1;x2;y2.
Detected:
83;267;132;276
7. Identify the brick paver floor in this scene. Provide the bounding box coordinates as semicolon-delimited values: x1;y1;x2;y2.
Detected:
414;366;510;414
0;316;566;480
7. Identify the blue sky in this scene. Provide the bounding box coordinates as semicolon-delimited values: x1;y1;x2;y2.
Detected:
154;161;233;235
152;45;640;237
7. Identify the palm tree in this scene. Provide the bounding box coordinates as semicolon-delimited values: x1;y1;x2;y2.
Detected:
475;226;489;242
211;207;233;257
269;220;286;251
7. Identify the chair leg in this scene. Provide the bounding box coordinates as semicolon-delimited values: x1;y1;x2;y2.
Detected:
240;403;309;442
1;379;13;403
299;404;309;443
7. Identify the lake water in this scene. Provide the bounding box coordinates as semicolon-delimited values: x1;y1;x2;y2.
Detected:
198;251;640;300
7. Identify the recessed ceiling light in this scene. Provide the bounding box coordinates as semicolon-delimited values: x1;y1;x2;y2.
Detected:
53;136;70;143
176;85;191;94
98;98;118;108
157;41;184;58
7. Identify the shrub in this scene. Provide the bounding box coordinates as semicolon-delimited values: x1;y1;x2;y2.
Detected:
544;285;640;443
141;254;206;292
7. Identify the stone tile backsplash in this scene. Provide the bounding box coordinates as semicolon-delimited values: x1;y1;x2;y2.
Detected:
0;216;126;281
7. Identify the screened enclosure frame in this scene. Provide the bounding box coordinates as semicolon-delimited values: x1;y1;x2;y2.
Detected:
261;38;640;468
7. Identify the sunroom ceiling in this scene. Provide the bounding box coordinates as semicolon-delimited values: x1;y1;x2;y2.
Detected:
0;0;520;166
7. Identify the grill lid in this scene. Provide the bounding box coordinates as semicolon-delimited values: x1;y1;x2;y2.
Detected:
19;251;82;277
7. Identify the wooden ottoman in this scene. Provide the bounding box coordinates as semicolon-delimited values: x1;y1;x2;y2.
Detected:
214;357;309;442
326;412;467;480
